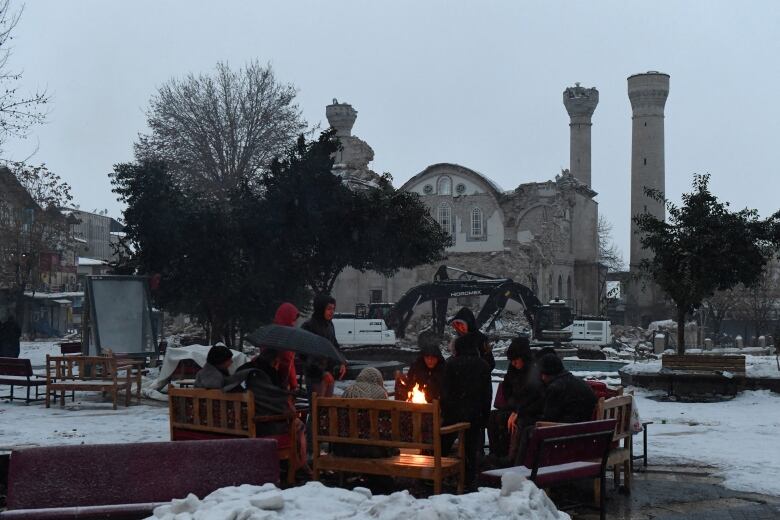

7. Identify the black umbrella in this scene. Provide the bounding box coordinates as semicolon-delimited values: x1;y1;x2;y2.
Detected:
246;324;346;364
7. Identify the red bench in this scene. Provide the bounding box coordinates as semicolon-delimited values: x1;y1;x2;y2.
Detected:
0;438;279;520
480;419;616;520
0;358;47;404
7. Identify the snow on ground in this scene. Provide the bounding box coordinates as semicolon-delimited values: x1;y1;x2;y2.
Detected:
632;388;780;496
5;342;780;498
147;476;569;520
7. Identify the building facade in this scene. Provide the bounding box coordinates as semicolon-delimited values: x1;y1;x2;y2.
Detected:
330;89;603;318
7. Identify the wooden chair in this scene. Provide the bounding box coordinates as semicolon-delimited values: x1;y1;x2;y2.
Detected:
595;395;633;498
168;387;299;485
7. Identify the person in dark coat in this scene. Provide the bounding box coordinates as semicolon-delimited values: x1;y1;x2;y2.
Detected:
509;353;598;467
487;337;544;459
450;307;495;371
301;294;346;398
441;333;493;488
537;353;598;423
236;348;308;474
396;331;446;402
0;315;21;358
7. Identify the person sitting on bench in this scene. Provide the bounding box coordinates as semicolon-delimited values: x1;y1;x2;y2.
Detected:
510;353;598;465
487;337;544;464
396;331;446;402
194;344;248;392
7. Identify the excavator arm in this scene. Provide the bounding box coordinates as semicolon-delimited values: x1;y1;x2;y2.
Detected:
387;266;573;342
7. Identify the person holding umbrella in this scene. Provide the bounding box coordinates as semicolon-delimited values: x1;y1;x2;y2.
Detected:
271;302;302;393
301;294;346;398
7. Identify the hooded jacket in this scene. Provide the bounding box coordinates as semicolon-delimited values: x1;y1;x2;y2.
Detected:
272;302;300;391
441;335;493;428
452;307;495;371
404;342;446;403
301;294;342;381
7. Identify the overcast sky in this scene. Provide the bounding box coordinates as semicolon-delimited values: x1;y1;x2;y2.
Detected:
4;0;780;263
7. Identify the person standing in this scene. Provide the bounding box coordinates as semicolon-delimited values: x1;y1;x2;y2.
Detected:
301;294;346;398
1;315;21;358
440;333;492;489
450;307;495;371
270;302;302;393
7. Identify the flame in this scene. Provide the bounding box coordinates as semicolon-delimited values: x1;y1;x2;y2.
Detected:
408;383;427;404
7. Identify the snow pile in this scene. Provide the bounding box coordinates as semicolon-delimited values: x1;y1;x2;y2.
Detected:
147;478;569;520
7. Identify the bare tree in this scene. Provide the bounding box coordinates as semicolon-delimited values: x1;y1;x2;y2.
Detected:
0;1;49;151
0;164;74;322
731;261;780;343
703;289;737;346
135;61;306;197
598;215;625;272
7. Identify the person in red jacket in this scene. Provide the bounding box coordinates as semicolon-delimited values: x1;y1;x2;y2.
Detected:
270;302;301;393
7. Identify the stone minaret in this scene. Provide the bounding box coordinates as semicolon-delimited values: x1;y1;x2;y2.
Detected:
563;83;599;187
628;72;670;318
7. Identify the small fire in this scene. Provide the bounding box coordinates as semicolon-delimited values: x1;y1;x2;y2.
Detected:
408;383;427;404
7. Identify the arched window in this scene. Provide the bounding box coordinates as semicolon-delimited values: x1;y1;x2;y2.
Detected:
437;176;452;195
567;276;572;299
557;275;563;299
437;203;452;235
547;274;553;301
471;207;483;237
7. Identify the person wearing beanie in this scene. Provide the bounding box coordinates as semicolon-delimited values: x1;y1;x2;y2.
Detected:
487;336;544;461
449;307;495;371
537;353;597;424
195;344;247;391
396;330;446;403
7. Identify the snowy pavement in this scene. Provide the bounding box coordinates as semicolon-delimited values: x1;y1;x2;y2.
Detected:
3;342;780;498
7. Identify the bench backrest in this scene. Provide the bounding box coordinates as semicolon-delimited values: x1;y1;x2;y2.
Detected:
46;355;127;382
524;419;617;475
313;396;441;453
5;438;279;510
662;354;746;374
597;395;633;444
169;386;256;439
0;357;33;377
59;341;83;355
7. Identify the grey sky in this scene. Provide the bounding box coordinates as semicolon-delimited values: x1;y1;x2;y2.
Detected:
5;0;780;263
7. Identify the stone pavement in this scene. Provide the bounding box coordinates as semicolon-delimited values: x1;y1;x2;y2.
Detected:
570;465;780;520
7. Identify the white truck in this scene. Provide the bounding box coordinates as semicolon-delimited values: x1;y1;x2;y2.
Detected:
332;315;397;346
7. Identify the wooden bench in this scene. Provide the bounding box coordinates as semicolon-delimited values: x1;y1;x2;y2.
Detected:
661;354;746;375
168;386;298;485
661;354;746;396
44;355;135;410
311;395;470;494
595;395;633;498
480;419;617;520
0;438;279;520
0;358;47;404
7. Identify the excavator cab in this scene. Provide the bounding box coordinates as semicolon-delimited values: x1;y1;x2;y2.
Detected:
533;299;573;342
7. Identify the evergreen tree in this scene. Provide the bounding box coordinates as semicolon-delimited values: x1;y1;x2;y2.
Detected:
633;174;778;353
